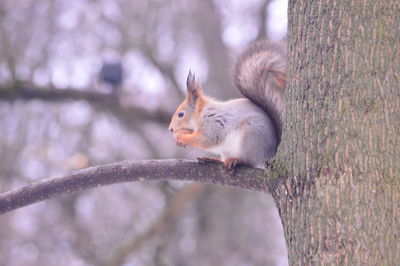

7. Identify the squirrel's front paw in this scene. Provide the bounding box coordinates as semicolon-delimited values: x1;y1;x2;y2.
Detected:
173;129;192;147
175;141;186;147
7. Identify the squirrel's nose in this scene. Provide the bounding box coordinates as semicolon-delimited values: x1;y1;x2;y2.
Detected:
169;127;173;132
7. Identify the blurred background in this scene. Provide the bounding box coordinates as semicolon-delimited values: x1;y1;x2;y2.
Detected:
0;0;288;265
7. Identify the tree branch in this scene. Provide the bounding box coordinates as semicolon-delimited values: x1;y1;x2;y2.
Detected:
256;0;272;40
0;86;171;125
0;159;268;215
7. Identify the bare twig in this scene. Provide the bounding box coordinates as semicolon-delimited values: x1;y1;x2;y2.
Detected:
256;0;272;41
0;86;170;125
0;159;267;215
107;183;205;266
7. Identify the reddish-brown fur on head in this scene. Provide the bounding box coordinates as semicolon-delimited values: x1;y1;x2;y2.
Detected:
168;71;206;133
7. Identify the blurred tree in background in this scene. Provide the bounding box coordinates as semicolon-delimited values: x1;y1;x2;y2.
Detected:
0;0;288;265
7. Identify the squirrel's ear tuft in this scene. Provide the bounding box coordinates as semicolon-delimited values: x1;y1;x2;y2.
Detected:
186;70;195;88
186;70;203;105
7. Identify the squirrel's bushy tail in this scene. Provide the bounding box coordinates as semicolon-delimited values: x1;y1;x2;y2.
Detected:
234;41;286;143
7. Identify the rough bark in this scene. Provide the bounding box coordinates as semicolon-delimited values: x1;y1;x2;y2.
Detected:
274;0;400;265
0;159;266;215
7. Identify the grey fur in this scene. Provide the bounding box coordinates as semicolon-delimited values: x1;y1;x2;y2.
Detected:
199;98;277;168
234;40;286;142
197;41;285;168
174;41;286;168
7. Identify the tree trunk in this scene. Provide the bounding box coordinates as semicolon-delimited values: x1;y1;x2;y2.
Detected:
274;0;399;264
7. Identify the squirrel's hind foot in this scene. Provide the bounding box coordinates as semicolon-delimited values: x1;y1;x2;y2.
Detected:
197;157;243;173
223;158;243;171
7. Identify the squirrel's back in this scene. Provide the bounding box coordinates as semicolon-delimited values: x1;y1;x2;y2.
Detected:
234;40;286;143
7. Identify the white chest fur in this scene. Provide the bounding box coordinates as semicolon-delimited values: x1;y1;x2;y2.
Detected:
206;129;243;160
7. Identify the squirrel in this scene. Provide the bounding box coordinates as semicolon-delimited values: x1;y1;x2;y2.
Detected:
168;40;286;169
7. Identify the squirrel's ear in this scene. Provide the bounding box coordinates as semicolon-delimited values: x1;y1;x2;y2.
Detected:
186;70;203;105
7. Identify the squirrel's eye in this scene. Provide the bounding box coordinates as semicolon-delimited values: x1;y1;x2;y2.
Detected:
178;112;185;118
